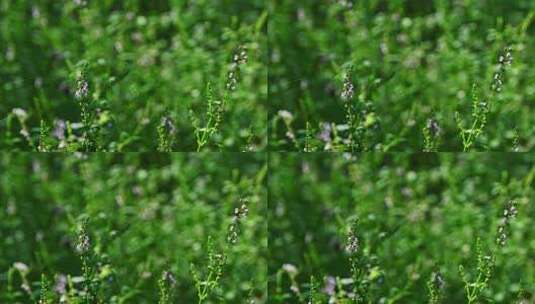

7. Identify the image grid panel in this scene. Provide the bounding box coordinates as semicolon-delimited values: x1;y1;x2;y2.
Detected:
269;153;535;303
0;152;267;303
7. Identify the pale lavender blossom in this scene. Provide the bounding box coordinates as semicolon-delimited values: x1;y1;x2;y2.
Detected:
53;119;67;140
75;79;89;100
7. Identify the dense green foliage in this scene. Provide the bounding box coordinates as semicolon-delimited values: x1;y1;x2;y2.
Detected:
2;1;535;303
269;0;535;151
0;1;267;151
0;153;267;303
269;153;535;303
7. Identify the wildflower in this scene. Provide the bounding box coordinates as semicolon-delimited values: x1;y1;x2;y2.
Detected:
75;223;91;254
346;230;359;254
226;70;238;91
345;219;360;254
323;276;336;296
21;282;31;295
233;45;248;65
277;110;294;123
157;116;176;152
319;122;332;144
491;46;513;93
20;129;30;139
286;131;296;141
160;116;176;135
13;262;29;274
76;232;90;253
226;45;248;91
499;46;513;66
282;263;298;276
74;78;89;100
162;270;177;286
491;72;504;92
54;274;67;295
430;271;445;290
340;73;354;101
233;203;249;220
496;200;518;246
53;119;67;140
73;0;87;7
503;201;518;219
227;199;249;244
427;118;441;137
427;270;445;303
227;227;238;243
12;108;28;120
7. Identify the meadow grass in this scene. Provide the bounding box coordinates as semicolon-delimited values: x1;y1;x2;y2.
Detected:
269;153;535;303
269;1;535;151
0;1;267;151
0;153;267;303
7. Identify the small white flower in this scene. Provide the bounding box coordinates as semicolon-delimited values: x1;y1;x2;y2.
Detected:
496;200;518;246
233;45;248;65
282;263;298;275
341;74;354;101
12;108;28;120
227;200;249;244
162;271;176;286
13;262;29;274
234;203;249;219
277;110;294;122
500;47;513;66
160;116;176;134
20;129;30;138
54;274;67;295
427;118;441;137
345;232;359;254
